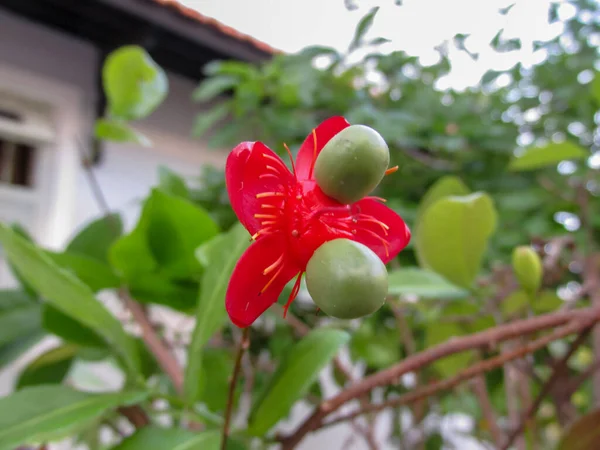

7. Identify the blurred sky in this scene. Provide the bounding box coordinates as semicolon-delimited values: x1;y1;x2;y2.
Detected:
179;0;574;89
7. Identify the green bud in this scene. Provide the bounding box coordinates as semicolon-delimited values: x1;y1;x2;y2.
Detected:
512;246;543;295
306;239;388;319
315;125;390;204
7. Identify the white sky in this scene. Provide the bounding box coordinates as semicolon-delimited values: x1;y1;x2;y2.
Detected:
179;0;571;89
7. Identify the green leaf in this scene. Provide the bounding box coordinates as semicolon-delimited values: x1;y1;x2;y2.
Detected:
94;119;151;147
509;142;588;171
8;224;39;299
197;349;235;412
350;322;399;369
17;344;77;389
0;386;147;449
592;71;600;105
532;289;563;314
349;7;379;52
192;103;231;138
416;193;498;288
416;176;471;224
192;76;238;102
102;45;168;120
0;331;44;367
557;409;600;450
42;305;105;348
248;328;350;435
387;267;467;299
112;428;222;450
128;275;199;312
425;322;472;377
110;189;219;280
501;290;530;316
0;290;41;348
157;166;189;199
0;224;141;376
184;224;250;402
46;251;120;292
66;214;123;263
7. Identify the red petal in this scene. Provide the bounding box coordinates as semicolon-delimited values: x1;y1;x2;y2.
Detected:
295;116;350;181
226;235;300;328
226;141;294;235
352;198;411;264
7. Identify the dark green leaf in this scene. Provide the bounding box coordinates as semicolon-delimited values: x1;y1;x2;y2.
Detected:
192;103;231;138
557;409;600;450
0;224;140;376
110;189;218;280
0;331;44;367
94;119;151;147
103;46;168;120
128;275;199;312
42;305;105;348
157;166;189;199
349;7;380;52
0;386;147;449
0;290;41;348
192;76;238;102
185;224;249;402
388;267;468;299
509;142;588;171
248;328;350;435
197;349;235;412
112;427;227;450
17;344;77;389
46;251;120;292
416;193;498;288
66;214;123;263
8;224;39;298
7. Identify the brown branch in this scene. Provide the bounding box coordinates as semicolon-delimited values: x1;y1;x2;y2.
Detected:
121;290;184;393
118;405;150;428
501;326;594;450
78;140;186;396
584;254;600;407
471;375;502;447
221;327;250;450
320;316;595;429
279;306;600;449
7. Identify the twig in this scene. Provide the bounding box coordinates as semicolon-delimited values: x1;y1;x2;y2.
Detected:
321;316;595;429
501;327;594;450
118;405;150;428
222;327;250;450
121;290;184;393
78;140;185;395
279;306;600;448
471;374;502;447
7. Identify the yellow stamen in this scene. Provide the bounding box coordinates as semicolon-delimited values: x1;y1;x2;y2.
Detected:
266;165;280;173
254;214;277;219
261;204;277;209
256;192;284;198
263;153;282;164
260;265;284;294
259;173;279;180
284;143;296;177
263;254;284;275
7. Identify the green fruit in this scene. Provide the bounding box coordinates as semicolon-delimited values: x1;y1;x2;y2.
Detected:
512;246;543;295
315;125;390;204
306;239;388;319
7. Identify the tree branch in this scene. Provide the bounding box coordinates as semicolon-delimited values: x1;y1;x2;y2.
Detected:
320;316;595;430
279;306;600;448
221;327;250;450
79;140;185;396
501;326;594;450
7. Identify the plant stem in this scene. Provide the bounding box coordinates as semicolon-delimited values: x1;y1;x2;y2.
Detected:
222;327;250;450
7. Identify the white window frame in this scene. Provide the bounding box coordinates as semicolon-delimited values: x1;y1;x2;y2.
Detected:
0;63;90;249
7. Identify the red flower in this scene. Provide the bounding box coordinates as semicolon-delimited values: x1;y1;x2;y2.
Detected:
225;117;411;328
